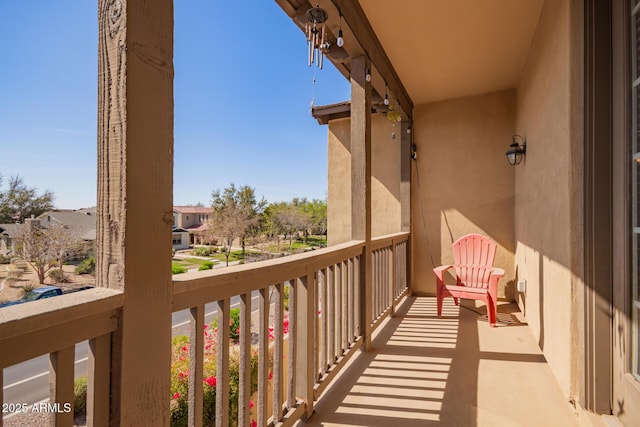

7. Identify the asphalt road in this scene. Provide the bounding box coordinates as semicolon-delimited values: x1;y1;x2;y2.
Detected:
2;292;261;410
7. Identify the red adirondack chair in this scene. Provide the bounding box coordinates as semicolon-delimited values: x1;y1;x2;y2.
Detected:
433;233;505;327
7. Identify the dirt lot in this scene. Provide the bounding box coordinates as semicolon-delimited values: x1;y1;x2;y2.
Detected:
0;263;95;304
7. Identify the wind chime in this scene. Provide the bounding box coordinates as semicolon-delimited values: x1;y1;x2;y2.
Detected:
306;4;329;69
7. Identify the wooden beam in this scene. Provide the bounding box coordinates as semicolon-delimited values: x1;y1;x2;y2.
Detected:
331;0;413;119
97;0;174;424
350;56;373;350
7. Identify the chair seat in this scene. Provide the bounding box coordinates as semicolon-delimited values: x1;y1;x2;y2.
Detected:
443;285;488;295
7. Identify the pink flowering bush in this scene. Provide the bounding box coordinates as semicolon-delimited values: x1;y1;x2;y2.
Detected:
170;322;268;427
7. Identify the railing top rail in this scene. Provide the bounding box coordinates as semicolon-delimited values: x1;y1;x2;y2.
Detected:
172;240;365;312
0;288;123;340
370;232;410;250
0;288;123;368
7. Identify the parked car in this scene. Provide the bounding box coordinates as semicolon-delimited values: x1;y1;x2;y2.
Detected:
0;285;94;308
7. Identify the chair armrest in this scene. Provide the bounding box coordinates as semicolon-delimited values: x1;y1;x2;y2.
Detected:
488;268;504;297
490;267;505;278
433;265;453;282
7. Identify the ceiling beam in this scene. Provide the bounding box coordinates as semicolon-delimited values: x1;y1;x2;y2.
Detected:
331;0;413;119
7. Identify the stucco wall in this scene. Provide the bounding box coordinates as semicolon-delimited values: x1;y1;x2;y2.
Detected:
327;118;352;245
411;90;517;299
327;114;402;245
514;0;578;398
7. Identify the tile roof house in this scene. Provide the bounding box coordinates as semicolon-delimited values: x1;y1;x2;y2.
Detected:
173;206;213;245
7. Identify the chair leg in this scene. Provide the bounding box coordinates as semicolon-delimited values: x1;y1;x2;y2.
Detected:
436;284;443;318
487;295;497;327
453;297;459;306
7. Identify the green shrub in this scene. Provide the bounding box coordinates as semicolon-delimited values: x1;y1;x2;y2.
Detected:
75;257;96;275
220;247;227;253
198;261;214;271
172;264;187;274
170;330;264;427
74;376;88;417
284;283;290;311
193;247;211;256
210;308;241;341
20;283;36;298
48;268;68;283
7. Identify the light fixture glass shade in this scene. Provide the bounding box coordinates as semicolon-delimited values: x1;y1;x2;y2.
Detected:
505;139;526;166
337;29;344;47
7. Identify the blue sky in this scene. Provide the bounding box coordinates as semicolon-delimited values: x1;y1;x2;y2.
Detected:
0;1;350;209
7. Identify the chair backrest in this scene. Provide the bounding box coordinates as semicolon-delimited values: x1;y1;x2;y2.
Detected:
452;233;497;288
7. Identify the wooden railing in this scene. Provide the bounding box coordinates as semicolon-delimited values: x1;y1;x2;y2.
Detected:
172;232;409;426
370;233;410;332
0;233;409;427
0;288;123;427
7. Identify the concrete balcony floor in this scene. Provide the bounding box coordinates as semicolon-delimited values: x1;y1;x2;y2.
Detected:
300;296;579;427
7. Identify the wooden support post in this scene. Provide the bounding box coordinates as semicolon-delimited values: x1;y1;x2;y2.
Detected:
216;299;230;427
273;283;284;422
0;369;3;427
258;288;269;427
239;293;252;427
286;282;297;409
401;121;412;294
350;55;373;351
296;269;315;420
97;0;174;424
391;240;397;315
49;346;75;426
189;305;204;427
88;334;111;427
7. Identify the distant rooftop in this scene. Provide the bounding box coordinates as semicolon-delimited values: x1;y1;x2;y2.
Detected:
173;206;213;214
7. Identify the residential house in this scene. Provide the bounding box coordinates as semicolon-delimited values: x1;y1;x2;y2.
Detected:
0;224;21;256
173;206;213;245
0;1;637;426
0;208;97;256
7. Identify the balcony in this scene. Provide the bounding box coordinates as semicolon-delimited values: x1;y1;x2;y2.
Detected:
1;0;635;425
0;231;579;427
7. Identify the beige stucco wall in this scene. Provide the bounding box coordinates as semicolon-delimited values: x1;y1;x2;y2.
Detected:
514;0;579;399
327;114;402;245
411;90;517;299
327;118;352;245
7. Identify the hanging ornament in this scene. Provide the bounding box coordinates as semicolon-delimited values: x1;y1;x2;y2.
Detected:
336;13;344;47
306;4;330;69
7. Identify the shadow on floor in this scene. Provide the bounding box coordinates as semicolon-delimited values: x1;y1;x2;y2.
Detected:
299;296;577;427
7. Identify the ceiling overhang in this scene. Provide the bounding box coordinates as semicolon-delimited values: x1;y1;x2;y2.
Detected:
276;1;544;115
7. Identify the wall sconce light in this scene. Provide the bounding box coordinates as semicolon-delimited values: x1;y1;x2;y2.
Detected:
506;135;526;166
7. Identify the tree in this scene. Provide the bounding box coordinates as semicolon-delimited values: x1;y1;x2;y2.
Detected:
208;184;265;266
0;175;54;223
301;199;327;244
269;201;312;251
15;219;82;284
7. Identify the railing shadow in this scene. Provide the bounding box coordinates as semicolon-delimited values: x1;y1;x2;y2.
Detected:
301;296;556;426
